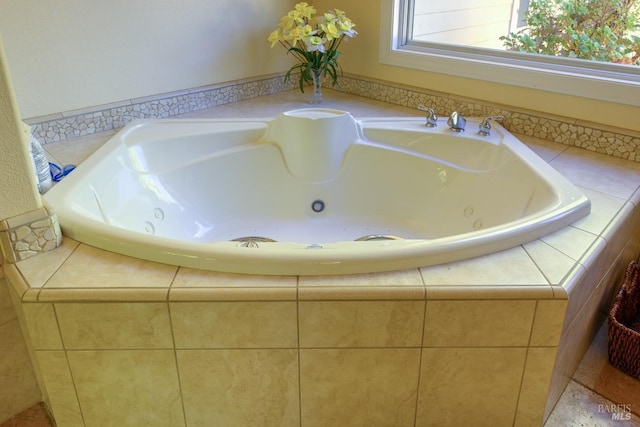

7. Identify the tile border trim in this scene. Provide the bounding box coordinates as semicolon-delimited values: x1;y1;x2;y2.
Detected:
24;73;640;161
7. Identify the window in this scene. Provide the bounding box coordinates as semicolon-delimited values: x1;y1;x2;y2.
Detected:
411;0;527;49
379;0;640;106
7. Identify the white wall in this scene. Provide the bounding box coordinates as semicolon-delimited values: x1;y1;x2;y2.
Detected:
0;0;296;118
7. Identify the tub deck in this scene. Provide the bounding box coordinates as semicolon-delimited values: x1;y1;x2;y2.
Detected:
6;90;640;426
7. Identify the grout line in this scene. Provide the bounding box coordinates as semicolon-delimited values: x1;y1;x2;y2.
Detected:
166;302;189;427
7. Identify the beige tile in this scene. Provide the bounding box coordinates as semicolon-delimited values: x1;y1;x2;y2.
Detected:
4;264;35;301
299;268;423;287
560;263;591;328
296;260;424;303
172;268;296;287
44;244;177;288
44;130;115;165
177;349;299;426
522;136;566;162
530;300;568;347
299;300;424;348
300;348;420;426
550;147;640;200
169;286;296;302
572;187;626;236
0;320;41;423
67;350;184;427
170;301;297;348
16;238;78;288
21;303;63;350
426;284;553;300
540;226;599;262
420;246;548;286
417;347;527;426
514;347;559;427
55;302;173;349
298;285;424;300
0;278;17;326
424;300;536;347
35;351;83;427
38;287;168;302
545;303;607;417
523;239;579;285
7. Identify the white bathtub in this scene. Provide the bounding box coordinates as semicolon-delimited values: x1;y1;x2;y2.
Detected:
44;108;590;275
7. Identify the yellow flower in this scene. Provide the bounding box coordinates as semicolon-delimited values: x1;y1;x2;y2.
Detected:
300;24;315;38
321;21;340;41
295;2;316;19
337;18;357;37
287;24;312;45
268;29;282;48
277;15;295;32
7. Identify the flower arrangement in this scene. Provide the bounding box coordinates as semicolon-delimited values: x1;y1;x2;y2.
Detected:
268;2;357;101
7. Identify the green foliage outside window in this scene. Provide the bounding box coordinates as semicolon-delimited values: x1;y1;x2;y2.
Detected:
501;0;640;65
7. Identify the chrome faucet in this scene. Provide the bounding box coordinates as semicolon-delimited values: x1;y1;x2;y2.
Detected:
447;111;466;132
478;116;505;136
417;105;438;127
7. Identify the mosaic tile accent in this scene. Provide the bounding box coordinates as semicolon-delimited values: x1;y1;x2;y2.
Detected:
25;73;640;162
26;74;296;144
337;75;640;162
0;206;62;263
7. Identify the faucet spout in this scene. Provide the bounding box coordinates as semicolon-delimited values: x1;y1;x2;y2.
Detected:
447;111;466;132
417;105;438;127
478;116;505;136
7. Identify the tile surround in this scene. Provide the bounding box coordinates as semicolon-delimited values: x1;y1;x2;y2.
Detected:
24;74;640;165
0;319;42;423
5;91;640;425
34;351;83;427
423;300;536;347
298;300;424;347
170;301;298;348
55;303;174;349
178;349;299;426
68;350;184;427
299;348;420;426
417;347;527;426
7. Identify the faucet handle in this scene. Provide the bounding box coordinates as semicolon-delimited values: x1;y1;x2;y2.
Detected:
478;116;505;136
417;105;438;127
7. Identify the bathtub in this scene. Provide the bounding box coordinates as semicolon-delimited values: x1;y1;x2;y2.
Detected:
43;108;590;275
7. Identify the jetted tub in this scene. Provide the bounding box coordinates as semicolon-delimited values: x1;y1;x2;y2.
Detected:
44;108;590;275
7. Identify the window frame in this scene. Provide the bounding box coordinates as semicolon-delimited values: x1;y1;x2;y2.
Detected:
379;0;640;107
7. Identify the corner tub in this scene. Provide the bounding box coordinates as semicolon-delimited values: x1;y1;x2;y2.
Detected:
43;108;590;275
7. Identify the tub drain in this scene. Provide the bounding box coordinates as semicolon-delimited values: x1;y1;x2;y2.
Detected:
311;200;326;213
355;234;404;241
231;236;277;248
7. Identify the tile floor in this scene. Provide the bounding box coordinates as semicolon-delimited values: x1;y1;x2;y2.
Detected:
3;89;640;426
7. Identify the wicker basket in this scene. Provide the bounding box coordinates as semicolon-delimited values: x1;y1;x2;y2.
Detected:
608;260;640;379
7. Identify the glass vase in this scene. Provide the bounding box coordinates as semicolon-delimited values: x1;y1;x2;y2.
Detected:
310;68;323;103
